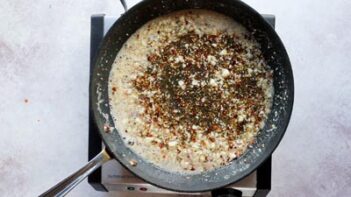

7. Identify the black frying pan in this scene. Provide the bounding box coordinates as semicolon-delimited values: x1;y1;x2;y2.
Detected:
41;0;293;196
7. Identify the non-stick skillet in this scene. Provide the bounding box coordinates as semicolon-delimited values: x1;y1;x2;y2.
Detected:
40;0;294;196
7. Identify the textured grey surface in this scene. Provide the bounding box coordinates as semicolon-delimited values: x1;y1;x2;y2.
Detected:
0;0;350;197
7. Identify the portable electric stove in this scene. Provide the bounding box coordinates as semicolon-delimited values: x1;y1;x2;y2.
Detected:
88;14;275;197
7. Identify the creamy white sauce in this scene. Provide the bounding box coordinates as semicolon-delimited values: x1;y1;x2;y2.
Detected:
108;10;273;173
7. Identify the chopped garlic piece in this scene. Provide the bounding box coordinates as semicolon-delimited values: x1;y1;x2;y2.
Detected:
221;68;230;77
219;49;227;55
178;80;185;90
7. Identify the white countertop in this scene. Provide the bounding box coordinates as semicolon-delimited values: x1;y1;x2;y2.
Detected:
0;0;350;196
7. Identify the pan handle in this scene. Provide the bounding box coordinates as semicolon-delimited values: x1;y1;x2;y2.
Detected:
39;149;111;197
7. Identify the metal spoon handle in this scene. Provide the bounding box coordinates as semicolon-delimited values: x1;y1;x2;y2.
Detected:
39;149;111;197
120;0;128;11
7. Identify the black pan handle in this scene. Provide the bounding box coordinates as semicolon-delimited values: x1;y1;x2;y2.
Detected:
39;149;111;197
211;188;243;197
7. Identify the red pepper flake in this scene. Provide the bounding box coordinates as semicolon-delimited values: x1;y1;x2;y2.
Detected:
210;124;221;132
147;54;157;62
208;35;217;41
170;48;177;55
146;132;153;137
209;137;215;143
112;87;117;94
159;142;165;148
